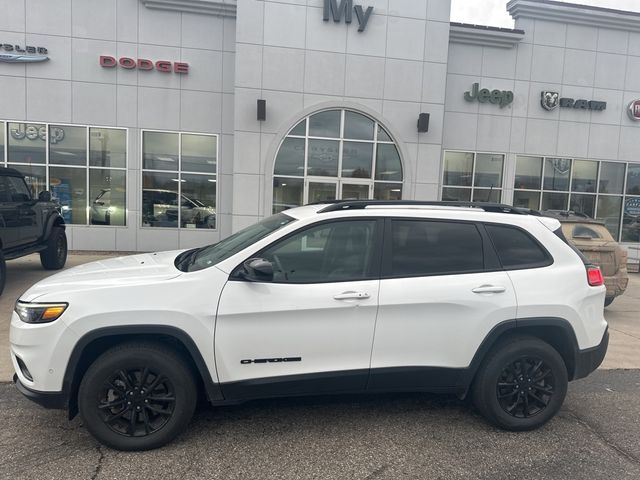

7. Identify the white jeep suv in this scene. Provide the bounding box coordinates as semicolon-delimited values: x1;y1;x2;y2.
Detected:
10;201;609;451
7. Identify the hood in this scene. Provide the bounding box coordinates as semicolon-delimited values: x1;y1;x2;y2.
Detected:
20;250;184;302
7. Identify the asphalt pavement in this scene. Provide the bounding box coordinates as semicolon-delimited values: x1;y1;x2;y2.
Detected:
0;370;639;479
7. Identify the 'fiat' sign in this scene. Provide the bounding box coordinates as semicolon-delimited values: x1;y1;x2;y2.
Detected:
628;100;640;121
99;55;188;74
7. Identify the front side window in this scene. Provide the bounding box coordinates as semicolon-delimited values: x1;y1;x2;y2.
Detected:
259;220;378;283
2;122;127;226
442;151;504;202
388;220;484;277
485;224;550;269
142;131;217;229
6;176;31;202
272;109;403;213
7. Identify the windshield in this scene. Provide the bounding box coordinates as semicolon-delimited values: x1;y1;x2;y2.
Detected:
181;213;296;272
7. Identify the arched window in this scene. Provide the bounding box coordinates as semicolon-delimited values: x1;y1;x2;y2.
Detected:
272;109;403;213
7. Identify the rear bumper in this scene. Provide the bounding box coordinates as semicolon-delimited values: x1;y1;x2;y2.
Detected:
13;374;67;409
573;328;609;380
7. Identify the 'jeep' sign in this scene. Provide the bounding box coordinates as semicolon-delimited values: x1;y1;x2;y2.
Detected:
464;83;513;108
323;0;373;32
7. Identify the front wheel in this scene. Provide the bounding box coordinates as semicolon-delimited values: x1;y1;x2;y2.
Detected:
472;336;568;431
78;342;197;451
40;226;67;270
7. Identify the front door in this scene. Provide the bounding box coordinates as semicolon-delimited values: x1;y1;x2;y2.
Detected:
215;218;382;400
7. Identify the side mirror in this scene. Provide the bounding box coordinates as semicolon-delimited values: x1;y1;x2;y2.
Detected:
38;191;52;202
242;258;274;282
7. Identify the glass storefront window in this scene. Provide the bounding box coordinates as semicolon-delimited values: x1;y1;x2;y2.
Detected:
2;121;127;226
274;138;305;176
542;192;568;211
143;131;178;171
544;158;571;191
344;111;374;140
181;174;216;229
442;151;503;202
515;156;543;190
342;142;373;178
513;190;540;209
90;128;126;168
272;109;402;212
597;196;623;238
569;193;596;218
309;110;341;138
181;134;217;174
141;131;217;229
49;166;88;225
474;154;503;188
307;139;339;176
7;123;46;164
374;183;402;201
8;164;46;198
571;160;598;193
627;165;640;195
0;121;4;162
622;196;640;243
89;169;126;226
49;125;86;166
273;177;304;212
599;162;625;194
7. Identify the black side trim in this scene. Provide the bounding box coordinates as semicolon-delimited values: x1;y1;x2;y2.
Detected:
367;367;466;394
221;369;369;401
13;374;67;409
574;328;609;380
63;325;224;411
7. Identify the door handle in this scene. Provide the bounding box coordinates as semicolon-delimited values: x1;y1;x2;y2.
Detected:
333;291;370;300
472;285;506;294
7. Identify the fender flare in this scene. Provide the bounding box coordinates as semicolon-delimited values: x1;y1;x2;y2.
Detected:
63;325;224;416
42;213;65;241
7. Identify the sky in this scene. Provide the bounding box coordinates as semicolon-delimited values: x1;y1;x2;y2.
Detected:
450;0;640;28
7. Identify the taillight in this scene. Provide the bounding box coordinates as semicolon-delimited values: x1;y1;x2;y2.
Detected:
586;265;604;287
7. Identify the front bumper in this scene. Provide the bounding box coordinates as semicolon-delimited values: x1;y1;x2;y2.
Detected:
13;374;67;409
573;328;609;380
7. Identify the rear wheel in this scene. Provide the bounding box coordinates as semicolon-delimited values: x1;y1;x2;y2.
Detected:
40;226;67;270
0;251;6;296
78;342;197;451
604;297;615;307
472;336;568;431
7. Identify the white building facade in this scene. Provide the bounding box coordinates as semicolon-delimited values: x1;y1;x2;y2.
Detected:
1;0;639;263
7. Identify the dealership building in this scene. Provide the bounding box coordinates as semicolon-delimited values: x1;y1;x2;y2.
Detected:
1;0;640;262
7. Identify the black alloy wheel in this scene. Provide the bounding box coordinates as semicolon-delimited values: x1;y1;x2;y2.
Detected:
472;336;568;431
98;368;176;437
40;226;67;270
78;342;197;451
496;356;555;419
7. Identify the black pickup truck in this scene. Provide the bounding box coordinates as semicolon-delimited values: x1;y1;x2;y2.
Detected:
0;167;67;295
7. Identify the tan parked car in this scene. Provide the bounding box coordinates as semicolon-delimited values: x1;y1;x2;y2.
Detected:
544;211;628;307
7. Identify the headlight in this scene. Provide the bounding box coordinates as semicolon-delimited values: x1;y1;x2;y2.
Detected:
15;302;68;324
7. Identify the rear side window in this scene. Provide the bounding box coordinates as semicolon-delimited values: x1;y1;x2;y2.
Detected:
486;224;551;269
388;220;484;277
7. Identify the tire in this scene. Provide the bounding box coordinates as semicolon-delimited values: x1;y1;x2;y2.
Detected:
78;342;197;451
604;297;615;307
0;251;6;297
471;336;568;431
39;226;67;270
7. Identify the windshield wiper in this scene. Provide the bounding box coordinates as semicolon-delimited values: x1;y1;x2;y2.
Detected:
176;248;200;271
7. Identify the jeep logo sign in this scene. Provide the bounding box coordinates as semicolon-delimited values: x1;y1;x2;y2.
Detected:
323;0;373;32
464;83;513;108
628;100;640;121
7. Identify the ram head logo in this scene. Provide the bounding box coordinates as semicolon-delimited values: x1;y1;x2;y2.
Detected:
541;91;559;111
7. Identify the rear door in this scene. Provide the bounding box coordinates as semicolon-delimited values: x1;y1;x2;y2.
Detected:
215;218;383;400
369;218;517;390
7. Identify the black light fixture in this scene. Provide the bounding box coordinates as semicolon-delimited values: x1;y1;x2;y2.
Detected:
417;113;430;132
257;99;266;121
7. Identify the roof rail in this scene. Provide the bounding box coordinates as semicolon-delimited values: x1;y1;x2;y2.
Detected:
316;200;540;215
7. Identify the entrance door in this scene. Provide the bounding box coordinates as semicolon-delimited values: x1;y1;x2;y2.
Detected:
215;218;382;400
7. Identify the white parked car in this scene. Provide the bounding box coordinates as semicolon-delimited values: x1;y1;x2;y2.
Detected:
11;201;608;451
